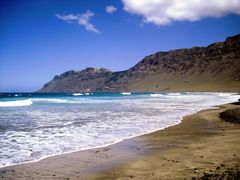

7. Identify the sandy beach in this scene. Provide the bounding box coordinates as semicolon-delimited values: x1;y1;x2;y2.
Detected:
0;102;239;180
1;1;239;179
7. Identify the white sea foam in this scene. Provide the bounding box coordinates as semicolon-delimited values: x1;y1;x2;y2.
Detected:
0;93;239;168
150;93;164;97
73;93;83;96
31;98;69;103
121;92;131;95
0;100;32;107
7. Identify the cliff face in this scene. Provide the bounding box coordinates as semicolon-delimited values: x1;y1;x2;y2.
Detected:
39;34;240;92
39;68;116;92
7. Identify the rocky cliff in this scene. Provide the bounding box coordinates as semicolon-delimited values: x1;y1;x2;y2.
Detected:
38;34;240;92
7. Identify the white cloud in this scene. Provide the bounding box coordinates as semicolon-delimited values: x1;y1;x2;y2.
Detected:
106;5;117;14
122;0;240;25
56;10;101;33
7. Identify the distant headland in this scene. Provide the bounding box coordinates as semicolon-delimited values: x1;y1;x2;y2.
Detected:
39;34;240;93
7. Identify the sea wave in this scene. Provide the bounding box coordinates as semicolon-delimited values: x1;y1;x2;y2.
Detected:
72;93;83;96
121;92;131;95
0;100;32;107
31;98;69;103
150;94;164;97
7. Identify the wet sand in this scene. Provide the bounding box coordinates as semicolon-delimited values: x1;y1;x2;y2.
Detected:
0;103;240;180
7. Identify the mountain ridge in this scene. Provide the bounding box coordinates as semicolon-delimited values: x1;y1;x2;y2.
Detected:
38;34;240;92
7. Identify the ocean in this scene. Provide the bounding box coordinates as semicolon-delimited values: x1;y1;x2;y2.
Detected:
0;92;239;168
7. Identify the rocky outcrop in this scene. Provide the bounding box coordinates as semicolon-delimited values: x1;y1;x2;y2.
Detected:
38;34;240;92
39;68;113;92
220;108;240;124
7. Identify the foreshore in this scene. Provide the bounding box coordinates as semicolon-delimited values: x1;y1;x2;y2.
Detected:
0;103;240;180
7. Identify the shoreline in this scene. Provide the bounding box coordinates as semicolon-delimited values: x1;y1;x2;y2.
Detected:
0;125;170;170
0;103;224;169
91;103;240;180
0;102;240;179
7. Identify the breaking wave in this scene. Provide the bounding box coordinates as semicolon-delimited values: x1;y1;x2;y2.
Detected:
0;100;32;107
31;98;69;103
72;93;83;96
121;92;131;95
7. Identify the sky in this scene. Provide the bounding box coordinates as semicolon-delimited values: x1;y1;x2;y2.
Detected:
0;0;240;92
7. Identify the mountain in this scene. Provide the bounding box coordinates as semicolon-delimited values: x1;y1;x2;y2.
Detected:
38;34;240;92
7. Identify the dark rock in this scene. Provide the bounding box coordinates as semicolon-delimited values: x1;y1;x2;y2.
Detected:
231;99;240;105
219;108;240;124
197;164;240;180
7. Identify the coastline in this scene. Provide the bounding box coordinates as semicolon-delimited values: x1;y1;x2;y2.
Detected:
2;92;237;169
0;103;240;179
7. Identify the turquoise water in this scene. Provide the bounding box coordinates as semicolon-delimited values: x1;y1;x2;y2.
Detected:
0;92;239;167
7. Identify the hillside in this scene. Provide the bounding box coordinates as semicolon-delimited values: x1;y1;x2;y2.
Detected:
39;34;240;92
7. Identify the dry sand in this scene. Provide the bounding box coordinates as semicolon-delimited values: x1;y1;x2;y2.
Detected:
0;103;240;180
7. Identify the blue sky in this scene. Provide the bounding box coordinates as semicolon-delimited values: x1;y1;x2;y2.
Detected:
0;0;240;92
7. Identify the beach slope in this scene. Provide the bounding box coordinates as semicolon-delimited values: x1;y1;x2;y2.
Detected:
0;103;240;180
